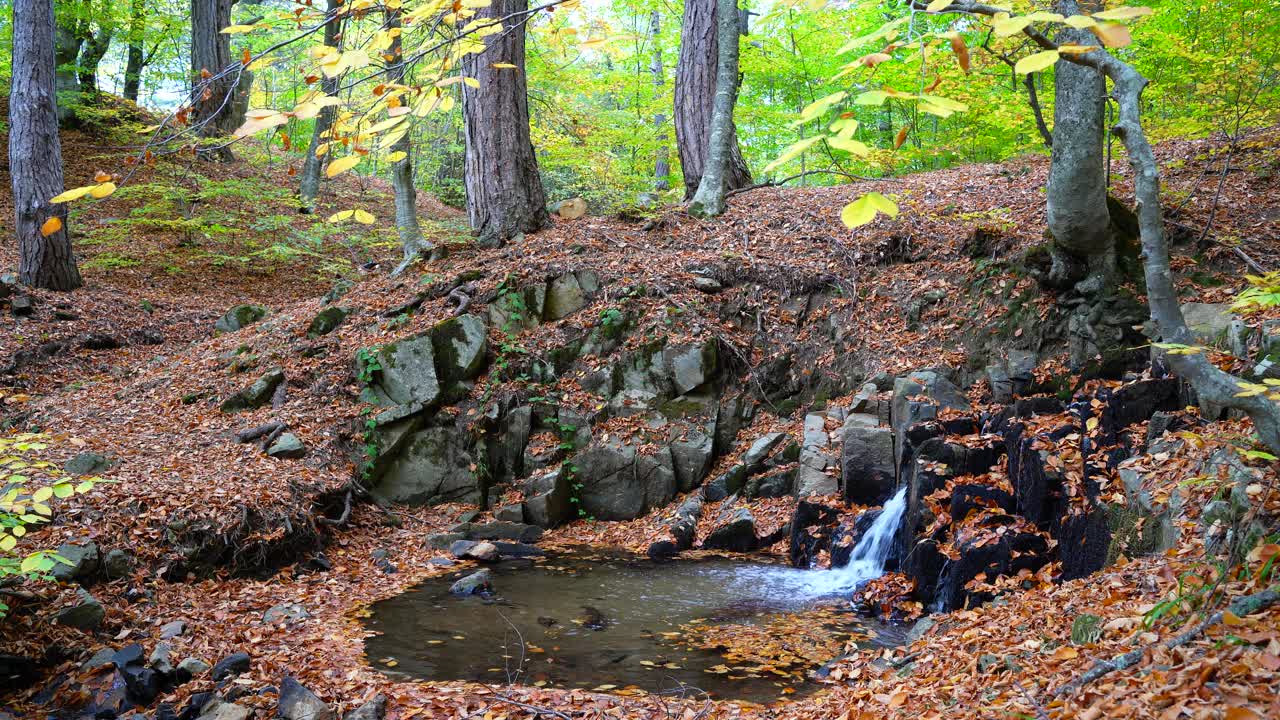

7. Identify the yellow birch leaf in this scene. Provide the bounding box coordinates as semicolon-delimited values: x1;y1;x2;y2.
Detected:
326;155;361;178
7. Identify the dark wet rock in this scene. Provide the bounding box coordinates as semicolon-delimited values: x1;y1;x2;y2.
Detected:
493;504;524;523
840;420;895;505
647;539;679;561
122;664;161;704
891;370;970;471
65;452;112;475
82;647;116;671
746;467;794;498
450;540;500;562
149;644;175;676
53;588;105;629
279;677;335;720
51;541;100;583
0;654;36;692
263;603;310;624
219;368;285;413
307;306;351;338
950;483;1016;524
81;333;123;350
103;548;134;579
450;569;493;595
702;464;746;502
491;541;545;558
10;294;34;317
741;432;787;470
114;644;146;668
789;501;841;568
576;605;607;630
210;652;251;681
426;532;466;550
215;304;267;333
935;523;1051;611
573;443;676;521
450;521;542;543
701;508;758;553
371;426;478;505
344;694;387;720
266;433;307;459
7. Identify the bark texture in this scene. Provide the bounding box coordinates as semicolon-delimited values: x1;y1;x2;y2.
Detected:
650;11;671;192
191;0;247;153
77;26;113;94
674;0;751;200
10;0;83;291
123;0;147;102
688;0;742;217
53;26;82;122
460;0;549;247
384;5;429;274
299;0;342;213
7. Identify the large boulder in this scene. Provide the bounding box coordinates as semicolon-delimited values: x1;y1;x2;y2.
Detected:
450;569;493;595
51;541;100;583
307;306;350;338
890;370;971;471
544;271;599;321
840;419;896;505
53;588;105;630
215;304;266;333
371;427;478;505
359;336;441;407
664;342;718;395
430;315;488;385
279;677;335;720
574;443;676;520
522;470;574;528
669;429;714;492
702;508;758;552
219;368;284;412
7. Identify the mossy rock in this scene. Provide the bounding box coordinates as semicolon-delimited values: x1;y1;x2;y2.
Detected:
307;306;350;338
215;304;267;333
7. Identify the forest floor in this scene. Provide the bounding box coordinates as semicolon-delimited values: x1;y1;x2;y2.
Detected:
2;104;1280;720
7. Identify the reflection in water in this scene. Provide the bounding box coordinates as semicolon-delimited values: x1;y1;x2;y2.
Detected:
363;551;899;703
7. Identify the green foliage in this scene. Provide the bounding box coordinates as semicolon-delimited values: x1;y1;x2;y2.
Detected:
0;433;104;616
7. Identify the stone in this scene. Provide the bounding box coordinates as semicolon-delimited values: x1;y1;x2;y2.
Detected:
177;658;211;677
669;429;714;492
702;465;746;502
220;368;285;413
267;433;307;459
664;342;718;395
279;677;335;720
102;548;133;579
609;388;658;417
344;695;387;720
263;603;310;624
741;432;787;469
451;521;543;543
494;504;524;523
840;421;896;505
322;279;354;305
544;273;587;321
692;277;722;293
10;295;34;317
160;620;187;639
210;652;251;681
452;541;500;562
522;470;573;528
65;452;112;475
372;427;478;505
150;643;175;676
426;532;465;550
53;588;105;630
122;665;161;705
51;541;100;583
114;644;146;667
430;315;489;385
81;333;123;350
196;701;251;720
749;468;795;498
215;304;267;333
450;569;493;595
307;306;350;338
1181;302;1237;348
574;443;676;521
891;370;970;470
795;414;839;498
359;335;440;408
701;508;758;552
82;647;116;671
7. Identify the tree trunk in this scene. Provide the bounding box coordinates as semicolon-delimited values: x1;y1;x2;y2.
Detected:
384;4;429;274
10;0;83;291
53;25;82;123
123;0;146;102
1045;0;1113;288
460;0;549;247
190;0;247;157
77;26;113;95
687;0;742;217
674;0;751;200
650;11;671;192
298;0;341;214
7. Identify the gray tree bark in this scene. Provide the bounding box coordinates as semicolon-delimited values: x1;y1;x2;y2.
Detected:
385;4;429;274
190;0;247;158
10;0;83;291
674;0;751;200
123;0;147;102
650;11;671;192
1045;0;1113;289
460;0;549;247
77;25;113;95
298;0;341;214
688;0;742;217
53;26;82;123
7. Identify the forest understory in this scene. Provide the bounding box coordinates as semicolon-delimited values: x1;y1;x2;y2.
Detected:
2;110;1280;720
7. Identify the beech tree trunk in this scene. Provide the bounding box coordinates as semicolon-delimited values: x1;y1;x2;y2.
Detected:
299;0;341;214
10;0;83;291
53;26;82;123
385;4;429;274
77;27;113;95
687;0;742;217
190;0;246;156
675;0;751;200
460;0;549;247
650;11;671;192
123;0;146;102
1045;0;1113;288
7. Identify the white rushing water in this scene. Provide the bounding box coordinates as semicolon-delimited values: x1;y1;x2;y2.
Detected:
805;486;909;596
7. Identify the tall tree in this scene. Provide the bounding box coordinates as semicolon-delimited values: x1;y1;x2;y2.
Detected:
298;0;342;214
460;0;549;246
123;0;148;102
385;3;430;273
1044;0;1113;290
674;0;751;200
10;0;83;291
76;24;114;95
650;10;670;192
190;0;248;157
688;0;743;217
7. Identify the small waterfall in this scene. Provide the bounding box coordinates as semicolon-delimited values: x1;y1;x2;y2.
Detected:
807;487;908;595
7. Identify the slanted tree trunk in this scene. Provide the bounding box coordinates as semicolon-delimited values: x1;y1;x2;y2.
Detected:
674;0;751;200
10;0;83;291
123;0;146;102
190;0;246;158
1044;0;1113;290
687;0;742;217
77;26;113;95
460;0;549;247
384;4;430;274
650;11;671;192
298;0;341;214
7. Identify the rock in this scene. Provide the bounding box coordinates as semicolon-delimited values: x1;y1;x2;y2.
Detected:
150;643;175;676
371;548;397;574
574;443;675;521
795;414;839;498
489;283;545;332
121;664;161;705
692;276;722;293
10;295;34;317
196;701;251;720
263;603;310;624
210;652;251;681
1181;302;1240;350
747;468;794;498
322;279;354;305
840;421;896;505
102;548;133;579
279;677;335;720
372;427;478;505
431;315;489;385
701;508;758;552
51;541;100;583
450;540;500;562
177;658;211;677
891;370;970;470
451;521;543;543
522;470;573;528
664;342;718;395
669;430;714;492
647;540;679;561
426;532;466;550
609;388;658;417
82;647;117;671
267;433;307;459
215;304;267;333
544;272;588;321
450;569;493;595
358;335;441;408
742;432;787;469
220;368;285;413
65;452;112;475
114;643;146;668
160;620;187;639
81;333;123;350
344;695;387;720
491;541;544;558
307;306;350;338
493;504;524;523
53;588;105;630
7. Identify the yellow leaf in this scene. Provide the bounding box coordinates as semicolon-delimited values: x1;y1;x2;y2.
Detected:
1091;22;1132;48
1222;611;1247;626
1051;645;1079;660
386;151;407;163
40;217;63;237
327;210;354;223
220;24;258;34
326;155;361;178
827;137;870;157
1064;15;1098;29
50;186;95;203
491;62;517;69
926;0;954;11
763;136;822;173
463;77;480;88
353;209;376;224
1092;6;1154;21
993;16;1032;36
90;182;117;199
1015;50;1060;74
1057;43;1100;55
840;192;899;229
